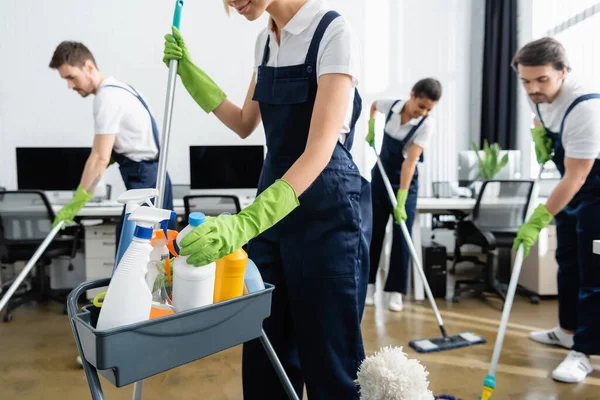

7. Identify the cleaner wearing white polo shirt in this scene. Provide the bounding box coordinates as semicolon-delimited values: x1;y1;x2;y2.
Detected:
512;37;600;383
365;78;441;311
48;41;175;240
162;0;371;398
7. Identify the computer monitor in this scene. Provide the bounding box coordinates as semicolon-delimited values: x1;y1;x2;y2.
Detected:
457;150;521;184
16;147;91;190
189;145;264;191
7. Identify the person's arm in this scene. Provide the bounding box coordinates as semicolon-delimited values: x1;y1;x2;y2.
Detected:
212;74;262;139
370;101;378;119
79;134;115;192
281;73;352;195
544;157;594;215
399;143;423;190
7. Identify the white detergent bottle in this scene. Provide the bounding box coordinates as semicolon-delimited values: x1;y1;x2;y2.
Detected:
96;207;176;331
172;212;216;312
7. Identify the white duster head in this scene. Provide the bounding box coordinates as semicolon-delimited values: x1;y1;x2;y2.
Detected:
356;346;434;400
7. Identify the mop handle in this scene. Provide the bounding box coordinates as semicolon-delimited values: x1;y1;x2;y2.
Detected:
487;164;545;377
372;147;446;331
155;0;184;210
0;221;64;314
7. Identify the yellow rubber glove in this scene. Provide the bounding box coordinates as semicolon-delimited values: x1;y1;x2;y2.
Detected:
531;126;553;164
393;189;408;224
163;26;227;113
52;186;93;228
512;204;553;258
366;118;376;148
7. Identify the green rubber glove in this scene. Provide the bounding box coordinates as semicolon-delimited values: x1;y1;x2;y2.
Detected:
393;189;408;224
531;126;553;164
179;179;300;266
512;204;553;258
366;118;376;148
163;26;227;113
52;186;93;228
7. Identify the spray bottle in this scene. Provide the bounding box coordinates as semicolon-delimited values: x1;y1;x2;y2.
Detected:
114;188;159;272
96;206;176;331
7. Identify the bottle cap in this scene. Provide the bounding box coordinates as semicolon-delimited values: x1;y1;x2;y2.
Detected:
189;212;206;227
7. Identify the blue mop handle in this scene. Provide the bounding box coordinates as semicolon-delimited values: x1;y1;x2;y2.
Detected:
172;0;184;29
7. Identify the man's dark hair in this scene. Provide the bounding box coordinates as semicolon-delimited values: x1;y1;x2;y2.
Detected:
511;37;571;72
49;41;97;69
412;78;442;102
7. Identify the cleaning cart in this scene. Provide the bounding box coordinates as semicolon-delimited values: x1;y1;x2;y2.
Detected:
67;278;298;399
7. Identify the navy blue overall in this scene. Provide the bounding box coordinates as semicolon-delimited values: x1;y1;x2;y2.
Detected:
101;84;175;243
241;11;372;399
369;100;426;294
536;94;600;355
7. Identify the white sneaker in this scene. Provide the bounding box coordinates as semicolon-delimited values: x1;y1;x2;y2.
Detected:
552;350;593;383
529;326;574;349
76;355;83;367
365;284;375;306
387;292;403;312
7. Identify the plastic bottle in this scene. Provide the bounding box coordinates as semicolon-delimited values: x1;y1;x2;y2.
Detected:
172;212;216;312
96;207;176;331
148;229;178;319
114;188;159;273
244;258;265;293
214;248;248;303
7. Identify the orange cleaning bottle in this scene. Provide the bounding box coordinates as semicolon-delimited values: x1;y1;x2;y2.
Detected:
214;248;248;303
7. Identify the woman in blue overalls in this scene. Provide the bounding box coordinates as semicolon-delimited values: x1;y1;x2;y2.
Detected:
162;1;371;398
365;79;441;311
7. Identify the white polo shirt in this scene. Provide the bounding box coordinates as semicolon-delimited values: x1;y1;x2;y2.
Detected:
93;77;159;162
253;0;361;143
376;98;434;157
529;74;600;160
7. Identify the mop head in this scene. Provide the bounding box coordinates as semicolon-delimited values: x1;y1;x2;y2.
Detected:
356;346;434;400
409;331;486;353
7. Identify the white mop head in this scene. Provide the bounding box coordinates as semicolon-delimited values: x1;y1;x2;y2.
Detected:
356;346;434;400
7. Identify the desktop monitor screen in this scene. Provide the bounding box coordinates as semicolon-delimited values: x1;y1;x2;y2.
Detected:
189;145;264;189
16;147;91;190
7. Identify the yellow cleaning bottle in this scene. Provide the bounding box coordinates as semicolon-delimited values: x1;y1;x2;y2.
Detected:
214;248;248;303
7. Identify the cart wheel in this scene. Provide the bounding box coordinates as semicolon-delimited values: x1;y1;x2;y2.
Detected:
530;296;540;305
3;312;13;323
452;296;460;303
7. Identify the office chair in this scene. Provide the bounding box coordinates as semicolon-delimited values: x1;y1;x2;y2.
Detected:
430;181;470;243
451;180;540;304
183;195;242;224
0;190;83;322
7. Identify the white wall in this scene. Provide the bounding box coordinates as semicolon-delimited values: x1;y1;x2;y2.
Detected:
0;0;483;197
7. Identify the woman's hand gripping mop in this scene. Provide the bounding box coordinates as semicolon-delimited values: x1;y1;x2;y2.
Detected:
371;145;486;352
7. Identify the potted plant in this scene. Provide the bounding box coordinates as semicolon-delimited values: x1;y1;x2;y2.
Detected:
471;139;509;197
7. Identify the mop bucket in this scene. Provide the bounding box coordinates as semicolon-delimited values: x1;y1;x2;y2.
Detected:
68;278;274;390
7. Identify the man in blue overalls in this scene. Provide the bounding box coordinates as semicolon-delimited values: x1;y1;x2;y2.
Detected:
365;79;442;311
49;41;174;240
512;37;600;383
49;42;176;366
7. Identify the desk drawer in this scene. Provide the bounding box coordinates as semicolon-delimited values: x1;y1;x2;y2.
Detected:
85;224;116;239
85;239;116;259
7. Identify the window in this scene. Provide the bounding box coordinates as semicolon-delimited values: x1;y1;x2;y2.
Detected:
528;1;600;178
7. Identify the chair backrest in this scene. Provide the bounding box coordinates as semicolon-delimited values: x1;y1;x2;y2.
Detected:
183;195;242;224
472;180;535;233
0;191;55;241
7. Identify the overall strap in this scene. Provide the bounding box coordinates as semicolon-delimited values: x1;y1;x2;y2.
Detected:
102;84;161;151
559;93;600;135
400;115;428;148
304;11;341;65
385;100;402;125
535;104;546;128
261;35;271;66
